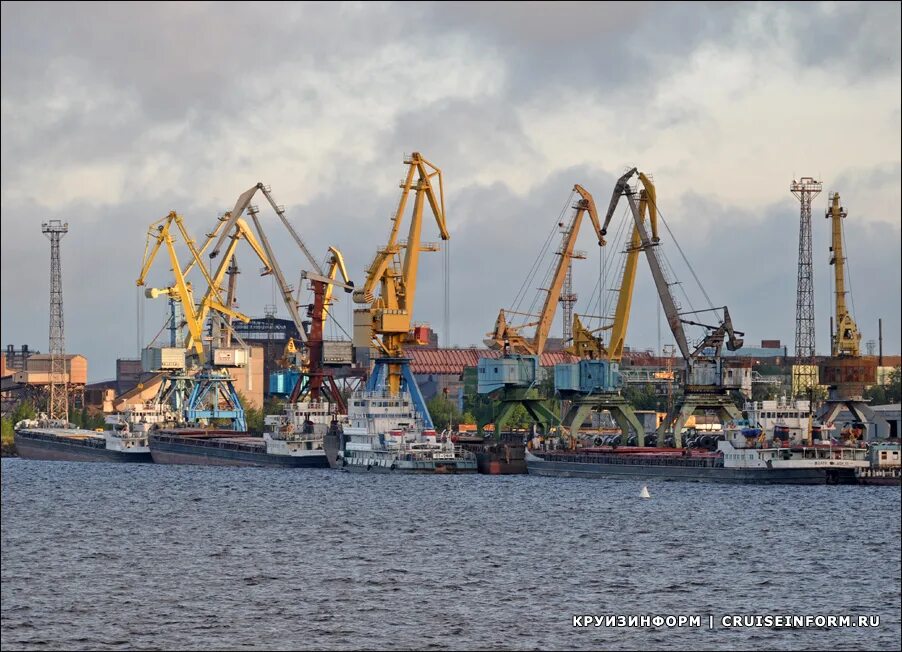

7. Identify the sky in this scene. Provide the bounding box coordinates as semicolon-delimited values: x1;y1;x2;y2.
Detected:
1;1;900;382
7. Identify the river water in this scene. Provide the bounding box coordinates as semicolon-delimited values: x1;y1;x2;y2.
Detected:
2;458;900;651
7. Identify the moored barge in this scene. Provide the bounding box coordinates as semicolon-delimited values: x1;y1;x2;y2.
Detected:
149;429;329;468
14;424;152;463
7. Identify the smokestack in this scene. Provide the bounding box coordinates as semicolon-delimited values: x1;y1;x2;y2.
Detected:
878;318;883;365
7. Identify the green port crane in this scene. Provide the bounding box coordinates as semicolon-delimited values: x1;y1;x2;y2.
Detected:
478;184;607;437
600;168;746;447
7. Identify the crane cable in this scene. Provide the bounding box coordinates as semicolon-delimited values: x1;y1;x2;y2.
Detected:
585;200;630;327
840;207;857;323
444;240;451;347
510;190;573;319
525;190;584;324
643;191;716;314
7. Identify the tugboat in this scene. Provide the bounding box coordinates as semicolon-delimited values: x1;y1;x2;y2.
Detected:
336;390;477;473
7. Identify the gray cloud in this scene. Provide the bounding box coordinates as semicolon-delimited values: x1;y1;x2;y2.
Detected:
2;1;899;380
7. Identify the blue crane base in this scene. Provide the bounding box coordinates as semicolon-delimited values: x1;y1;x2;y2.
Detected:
185;371;247;431
366;357;434;430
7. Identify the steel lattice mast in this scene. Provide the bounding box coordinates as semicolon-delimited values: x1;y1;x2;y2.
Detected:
42;220;69;421
790;177;822;396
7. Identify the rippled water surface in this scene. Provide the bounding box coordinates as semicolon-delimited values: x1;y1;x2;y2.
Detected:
2;458;900;650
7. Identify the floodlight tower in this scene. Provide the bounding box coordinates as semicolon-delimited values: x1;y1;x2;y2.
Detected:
790;177;821;396
42;219;69;422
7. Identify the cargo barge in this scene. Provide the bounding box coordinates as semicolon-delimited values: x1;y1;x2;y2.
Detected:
148;429;330;468
14;424;153;463
527;439;870;485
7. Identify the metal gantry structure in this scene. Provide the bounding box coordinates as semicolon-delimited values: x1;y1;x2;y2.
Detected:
136;183;331;431
816;192;884;436
352;152;449;428
601;168;746;447
285;246;355;410
790;177;822;396
478;184;606;436
42;220;69;422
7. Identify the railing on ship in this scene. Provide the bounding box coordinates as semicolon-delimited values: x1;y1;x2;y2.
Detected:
542;451;724;468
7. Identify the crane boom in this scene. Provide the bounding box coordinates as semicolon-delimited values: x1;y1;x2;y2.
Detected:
826;192;860;357
321;246;353;323
353;152;448;394
245;205;308;343
489;184;606;356
258;184;323;276
574;179;658;362
532;184;605;356
604;169;691;360
136;213;224;357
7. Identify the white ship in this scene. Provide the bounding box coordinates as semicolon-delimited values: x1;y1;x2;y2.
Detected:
336;390;476;473
741;397;816;444
262;398;344;464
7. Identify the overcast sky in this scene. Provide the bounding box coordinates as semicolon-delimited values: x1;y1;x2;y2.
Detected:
2;1;900;381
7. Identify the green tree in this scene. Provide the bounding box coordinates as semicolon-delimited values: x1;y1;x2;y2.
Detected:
236;391;264;433
11;401;36;424
460;411;476;425
865;366;902;405
623;383;664;411
505;404;531;429
427;394;460;429
1;417;14;450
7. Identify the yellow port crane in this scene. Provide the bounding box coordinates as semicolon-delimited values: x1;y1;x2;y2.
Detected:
137;211;253;357
549;174;664;446
486;184;606;356
185;215;273;354
826;193;861;357
319;246;354;325
353;152;449;402
816;192;881;435
570;171;661;362
477;184;608;438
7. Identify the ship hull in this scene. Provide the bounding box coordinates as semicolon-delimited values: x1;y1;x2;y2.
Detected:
323;433;342;469
149;433;329;468
459;434;528;475
341;457;477;474
14;429;152;463
476;450;527;475
527;454;859;485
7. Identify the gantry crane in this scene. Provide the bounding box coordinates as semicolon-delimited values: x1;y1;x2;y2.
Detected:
477;184;606;436
816;192;882;437
137;211;249;357
352;152;449;428
551;177;664;445
284;246;355;411
136;211;258;429
137;183;330;431
601;168;746;447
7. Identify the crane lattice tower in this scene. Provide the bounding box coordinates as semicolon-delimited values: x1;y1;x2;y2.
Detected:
42;219;69;421
790;177;822;396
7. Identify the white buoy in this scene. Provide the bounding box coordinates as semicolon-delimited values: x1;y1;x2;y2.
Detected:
640;485;651;499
